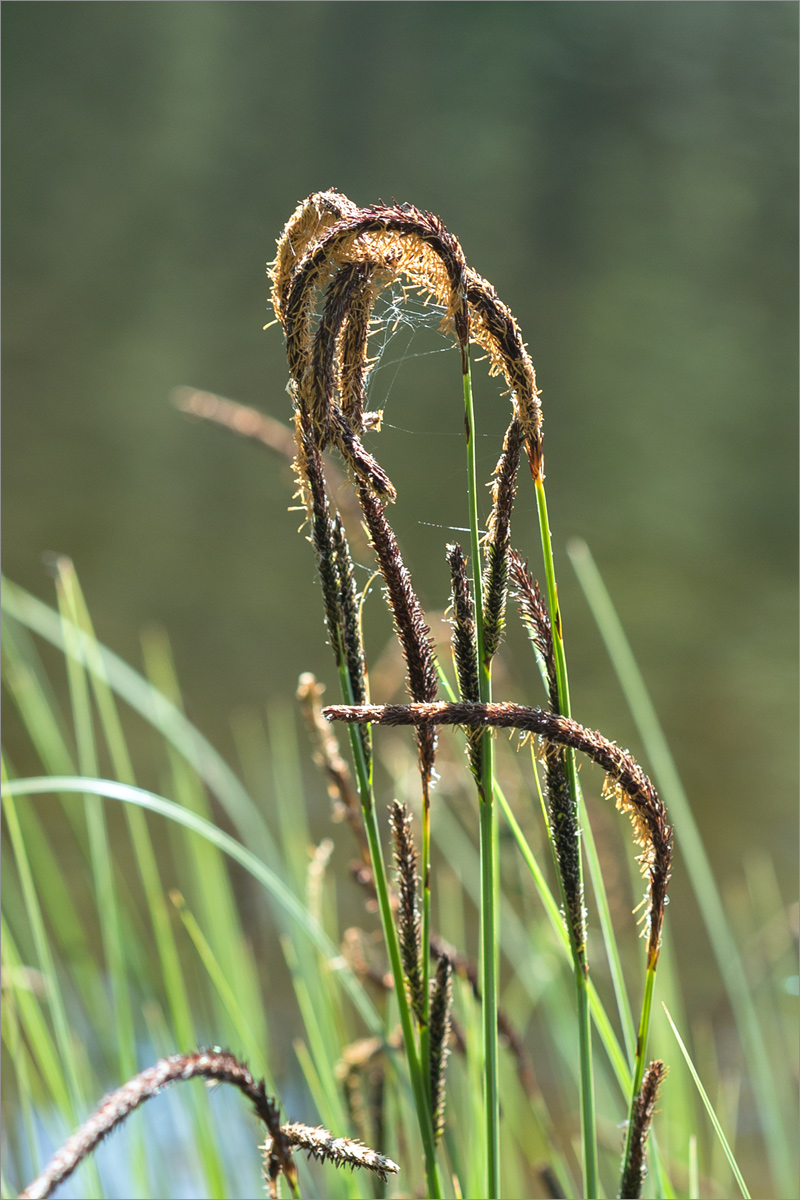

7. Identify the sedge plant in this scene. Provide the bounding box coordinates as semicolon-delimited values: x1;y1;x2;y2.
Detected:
268;190;673;1200
4;191;778;1200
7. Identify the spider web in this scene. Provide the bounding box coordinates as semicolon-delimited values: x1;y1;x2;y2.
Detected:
360;283;456;431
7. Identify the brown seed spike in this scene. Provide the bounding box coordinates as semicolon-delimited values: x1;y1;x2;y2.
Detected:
323;701;672;966
270;189;362;325
282;204;470;398
357;482;439;788
465;270;543;466
619;1061;667;1199
509;552;585;951
482;419;524;661
19;1051;280;1200
331;518;368;710
295;409;345;670
447;543;483;782
275;1123;400;1181
389;800;424;1022
510;552;559;713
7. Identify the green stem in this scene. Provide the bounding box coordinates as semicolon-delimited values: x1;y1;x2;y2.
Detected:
337;660;442;1199
420;786;432;1084
534;475;598;1199
462;358;500;1199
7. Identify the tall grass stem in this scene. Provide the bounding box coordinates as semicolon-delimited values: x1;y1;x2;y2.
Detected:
534;475;598;1198
461;359;500;1199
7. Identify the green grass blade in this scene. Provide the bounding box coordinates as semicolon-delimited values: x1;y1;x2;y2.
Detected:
1;615;75;776
568;538;796;1196
170;892;272;1083
1;915;71;1114
662;1004;750;1199
2;774;383;1036
141;628;269;1058
2;579;275;863
1;777;102;1197
55;564;137;1087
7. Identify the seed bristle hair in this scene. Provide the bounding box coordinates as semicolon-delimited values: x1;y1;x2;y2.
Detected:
389;799;424;1022
429;953;453;1142
324;701;673;966
619;1060;667;1199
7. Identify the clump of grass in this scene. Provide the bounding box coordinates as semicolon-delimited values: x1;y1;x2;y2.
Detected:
270;189;673;1199
1;189;784;1200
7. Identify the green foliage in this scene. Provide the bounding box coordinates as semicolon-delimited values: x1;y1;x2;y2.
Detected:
2;564;794;1197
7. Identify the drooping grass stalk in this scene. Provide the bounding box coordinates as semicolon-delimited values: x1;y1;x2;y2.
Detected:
436;658;636;1101
14;1046;400;1200
461;355;500;1199
269;190;680;1197
533;473;598;1198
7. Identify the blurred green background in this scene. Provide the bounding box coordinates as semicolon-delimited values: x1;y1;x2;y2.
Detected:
3;0;797;1105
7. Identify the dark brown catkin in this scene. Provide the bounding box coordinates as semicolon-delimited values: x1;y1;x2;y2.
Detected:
429;953;453;1141
389;800;424;1022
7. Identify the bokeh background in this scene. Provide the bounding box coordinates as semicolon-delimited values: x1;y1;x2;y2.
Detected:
3;0;797;1186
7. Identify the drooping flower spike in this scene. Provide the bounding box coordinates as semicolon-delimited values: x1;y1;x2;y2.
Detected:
324;700;673;968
